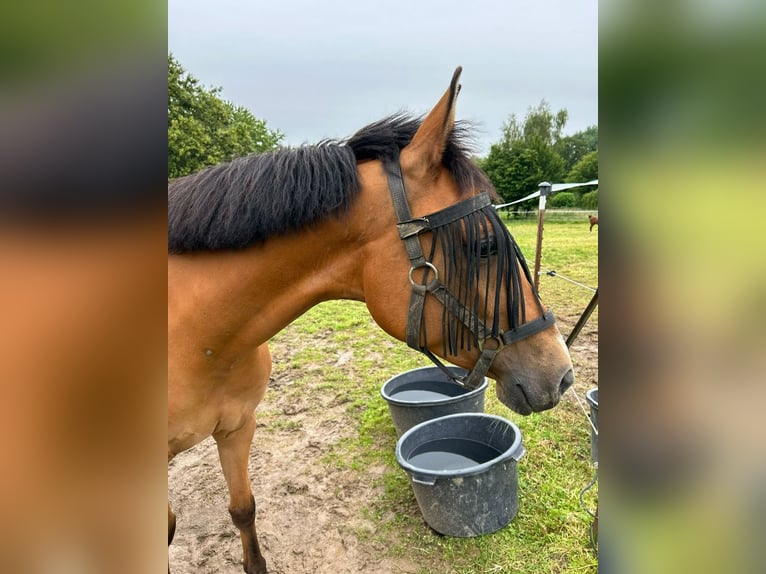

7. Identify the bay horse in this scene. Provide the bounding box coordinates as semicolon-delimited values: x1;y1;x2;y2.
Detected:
589;214;599;231
168;67;574;574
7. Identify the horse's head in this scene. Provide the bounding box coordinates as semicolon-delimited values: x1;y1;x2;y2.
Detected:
357;67;574;415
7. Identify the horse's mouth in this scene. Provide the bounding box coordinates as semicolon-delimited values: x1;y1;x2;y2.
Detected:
496;381;534;415
515;384;535;414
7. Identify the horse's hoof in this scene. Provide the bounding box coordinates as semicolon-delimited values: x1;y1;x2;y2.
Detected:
244;557;268;574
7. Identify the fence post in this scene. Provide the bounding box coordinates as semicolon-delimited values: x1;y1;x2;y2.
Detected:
533;182;552;292
566;289;599;348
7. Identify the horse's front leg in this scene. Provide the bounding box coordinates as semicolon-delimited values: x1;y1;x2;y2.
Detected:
214;413;267;574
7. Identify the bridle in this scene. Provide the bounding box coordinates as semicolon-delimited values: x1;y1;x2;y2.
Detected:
383;156;556;390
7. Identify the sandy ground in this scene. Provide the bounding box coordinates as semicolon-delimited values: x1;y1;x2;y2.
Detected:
168;323;597;574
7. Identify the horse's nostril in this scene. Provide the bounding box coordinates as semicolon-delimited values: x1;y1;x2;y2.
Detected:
559;369;575;396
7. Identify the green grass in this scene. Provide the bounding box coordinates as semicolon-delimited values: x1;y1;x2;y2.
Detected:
269;219;598;573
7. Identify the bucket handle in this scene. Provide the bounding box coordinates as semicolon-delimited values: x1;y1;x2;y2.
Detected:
511;444;526;462
411;474;436;486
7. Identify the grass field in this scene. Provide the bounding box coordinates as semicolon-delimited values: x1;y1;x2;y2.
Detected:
268;216;599;573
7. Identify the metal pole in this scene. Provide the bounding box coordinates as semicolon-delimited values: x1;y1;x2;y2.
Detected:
566;288;599;348
533;182;551;292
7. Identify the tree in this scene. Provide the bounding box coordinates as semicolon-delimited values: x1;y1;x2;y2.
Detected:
482;101;567;206
168;54;283;179
555;125;598;174
566;149;598;182
581;189;598;209
549;191;576;208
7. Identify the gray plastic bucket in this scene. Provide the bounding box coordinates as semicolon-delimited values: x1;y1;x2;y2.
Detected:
381;366;487;438
585;388;598;463
396;413;525;537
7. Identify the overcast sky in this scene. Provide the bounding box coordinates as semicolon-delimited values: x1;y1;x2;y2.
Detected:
168;0;597;156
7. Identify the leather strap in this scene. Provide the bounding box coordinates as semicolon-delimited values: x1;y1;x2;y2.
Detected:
502;309;556;345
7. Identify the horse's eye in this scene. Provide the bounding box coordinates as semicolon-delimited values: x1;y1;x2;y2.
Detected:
479;236;498;258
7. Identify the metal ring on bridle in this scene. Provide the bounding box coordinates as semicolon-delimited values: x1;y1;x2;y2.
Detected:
408;261;439;288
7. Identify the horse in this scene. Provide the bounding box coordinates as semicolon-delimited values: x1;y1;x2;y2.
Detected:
168;67;574;574
589;214;599;232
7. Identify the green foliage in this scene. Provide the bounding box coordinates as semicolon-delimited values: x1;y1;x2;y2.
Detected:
582;189;599;209
556;125;598;173
549;191;576;208
482;100;598;210
168;54;283;179
482;101;571;207
567;149;599;183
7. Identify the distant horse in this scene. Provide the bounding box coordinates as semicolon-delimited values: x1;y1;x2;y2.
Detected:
589;214;599;232
168;68;574;574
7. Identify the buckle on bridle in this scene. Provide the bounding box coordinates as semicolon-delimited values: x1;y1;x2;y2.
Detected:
397;217;430;239
477;335;504;353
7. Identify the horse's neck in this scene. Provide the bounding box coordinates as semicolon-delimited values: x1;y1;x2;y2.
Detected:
168;220;366;353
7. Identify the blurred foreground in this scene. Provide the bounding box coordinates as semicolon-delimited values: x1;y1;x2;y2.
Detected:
0;2;167;572
601;2;766;573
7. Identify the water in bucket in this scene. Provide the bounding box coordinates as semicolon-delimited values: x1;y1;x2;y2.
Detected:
389;379;467;402
381;366;488;437
408;438;502;471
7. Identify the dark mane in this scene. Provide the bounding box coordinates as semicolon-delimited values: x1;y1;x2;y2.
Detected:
168;113;494;253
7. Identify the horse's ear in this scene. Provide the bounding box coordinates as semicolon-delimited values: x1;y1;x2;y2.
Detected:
401;66;462;179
